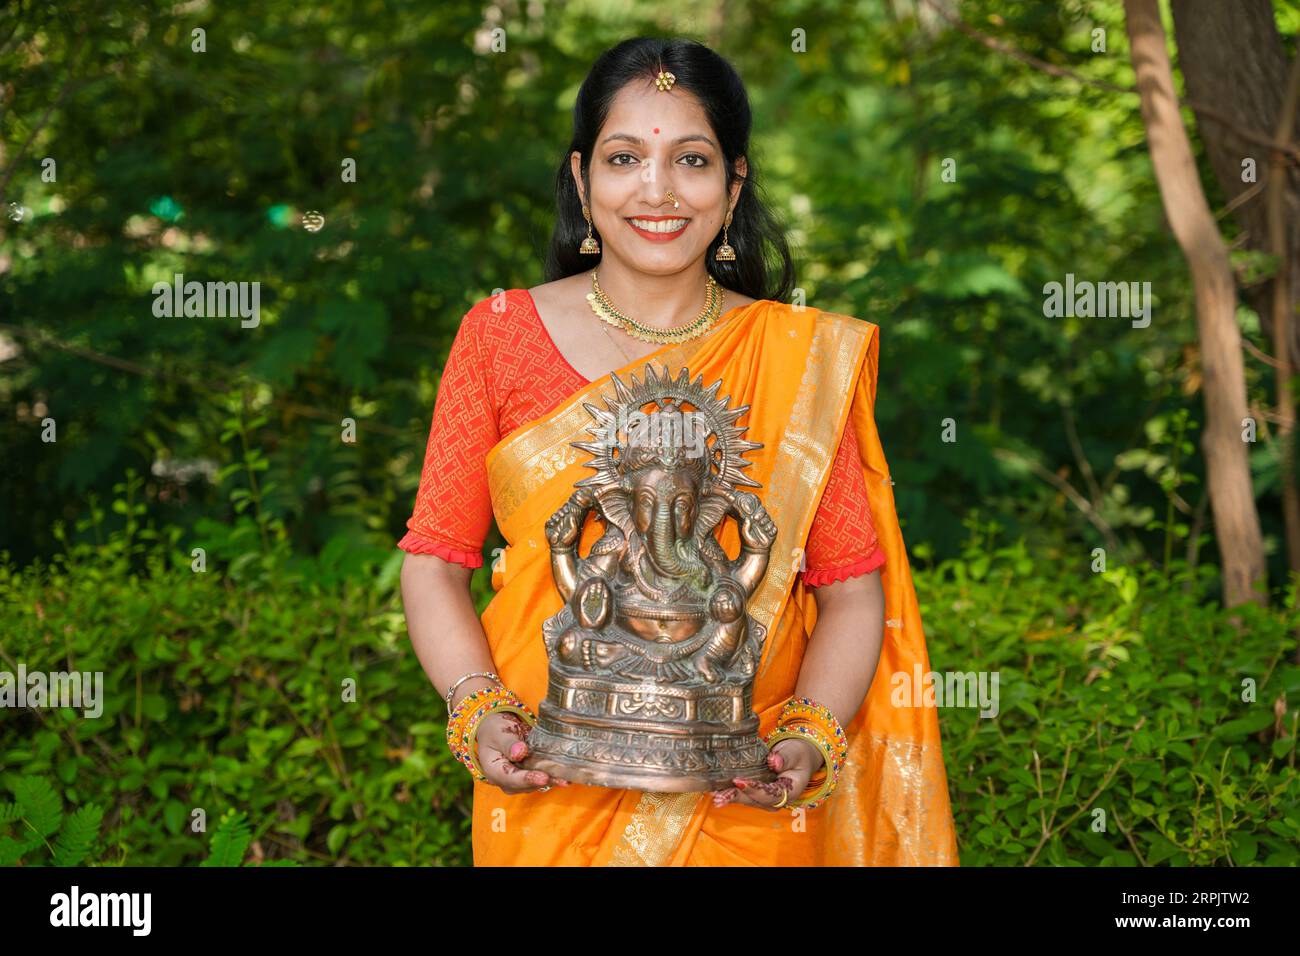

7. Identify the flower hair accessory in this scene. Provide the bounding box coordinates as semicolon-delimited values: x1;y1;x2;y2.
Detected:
655;70;676;92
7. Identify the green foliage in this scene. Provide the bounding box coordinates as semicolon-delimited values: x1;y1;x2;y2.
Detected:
923;519;1300;866
3;481;1298;866
0;499;473;866
2;0;1296;868
0;0;1290;600
201;808;298;867
202;810;253;868
0;775;104;866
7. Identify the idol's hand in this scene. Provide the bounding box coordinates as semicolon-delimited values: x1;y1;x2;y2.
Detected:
710;737;823;811
475;711;571;795
733;491;778;550
545;496;588;548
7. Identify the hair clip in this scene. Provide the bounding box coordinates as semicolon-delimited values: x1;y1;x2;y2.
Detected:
655;70;676;92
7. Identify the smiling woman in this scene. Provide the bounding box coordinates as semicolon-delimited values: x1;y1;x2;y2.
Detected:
547;43;791;321
398;36;958;868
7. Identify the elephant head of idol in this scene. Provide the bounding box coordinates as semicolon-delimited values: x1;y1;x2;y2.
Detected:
570;365;765;596
624;410;712;587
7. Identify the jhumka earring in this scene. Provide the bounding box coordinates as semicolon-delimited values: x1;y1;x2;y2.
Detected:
714;209;735;262
580;204;600;255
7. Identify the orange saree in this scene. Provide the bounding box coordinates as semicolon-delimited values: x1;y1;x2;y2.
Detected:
468;298;959;866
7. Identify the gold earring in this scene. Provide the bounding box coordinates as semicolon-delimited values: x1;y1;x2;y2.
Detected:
580;204;600;255
714;210;735;262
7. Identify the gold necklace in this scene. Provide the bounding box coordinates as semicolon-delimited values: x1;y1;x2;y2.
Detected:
586;268;725;345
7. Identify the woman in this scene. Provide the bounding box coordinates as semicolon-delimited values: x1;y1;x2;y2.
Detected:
399;36;958;866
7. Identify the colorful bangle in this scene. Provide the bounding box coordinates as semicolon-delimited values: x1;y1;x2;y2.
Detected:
763;695;850;810
764;724;840;810
445;685;536;781
465;703;537;780
783;718;845;775
777;696;848;768
446;685;525;762
446;683;519;740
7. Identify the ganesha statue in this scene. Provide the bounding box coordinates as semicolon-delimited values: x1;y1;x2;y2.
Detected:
520;364;780;791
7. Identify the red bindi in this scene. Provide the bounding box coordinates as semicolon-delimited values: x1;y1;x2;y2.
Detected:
653;127;660;134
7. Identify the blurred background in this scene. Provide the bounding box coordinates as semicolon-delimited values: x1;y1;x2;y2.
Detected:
1;0;1297;867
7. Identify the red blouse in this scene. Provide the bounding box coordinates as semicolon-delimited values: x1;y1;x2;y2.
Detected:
398;290;885;586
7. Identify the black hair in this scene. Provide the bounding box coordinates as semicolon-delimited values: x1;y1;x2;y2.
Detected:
543;36;796;303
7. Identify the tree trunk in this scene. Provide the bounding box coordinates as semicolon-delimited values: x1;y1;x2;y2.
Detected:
1124;0;1267;607
1171;0;1300;577
1267;56;1300;583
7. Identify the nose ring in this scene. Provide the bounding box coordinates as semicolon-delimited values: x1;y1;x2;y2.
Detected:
666;190;679;209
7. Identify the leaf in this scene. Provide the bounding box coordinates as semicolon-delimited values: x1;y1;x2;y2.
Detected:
1213;710;1275;739
13;776;63;839
327;824;348;855
287;737;323;758
1229;833;1258;865
52;804;103;866
0;835;38;866
202;810;252;867
141;693;167;721
1144;834;1181;865
163;800;187;835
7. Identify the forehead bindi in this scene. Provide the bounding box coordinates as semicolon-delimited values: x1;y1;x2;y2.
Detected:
604;84;710;139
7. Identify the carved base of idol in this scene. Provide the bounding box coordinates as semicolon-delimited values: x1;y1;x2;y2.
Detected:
522;606;777;790
520;365;781;792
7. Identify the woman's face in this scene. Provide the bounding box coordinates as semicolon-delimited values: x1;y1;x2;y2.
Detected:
572;80;746;276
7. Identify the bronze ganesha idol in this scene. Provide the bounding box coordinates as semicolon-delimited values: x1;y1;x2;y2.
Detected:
521;364;780;791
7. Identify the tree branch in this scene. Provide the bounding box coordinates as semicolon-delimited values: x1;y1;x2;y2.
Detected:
1063;403;1105;507
918;0;1300;164
992;446;1121;554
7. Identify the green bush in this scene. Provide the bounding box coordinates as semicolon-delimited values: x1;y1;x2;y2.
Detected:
921;518;1300;865
0;776;293;866
2;484;1297;865
0;473;476;866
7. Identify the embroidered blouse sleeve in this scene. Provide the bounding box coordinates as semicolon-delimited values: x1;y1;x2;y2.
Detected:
397;304;499;568
800;421;886;587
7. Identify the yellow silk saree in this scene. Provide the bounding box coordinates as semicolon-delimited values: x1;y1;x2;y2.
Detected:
471;299;959;866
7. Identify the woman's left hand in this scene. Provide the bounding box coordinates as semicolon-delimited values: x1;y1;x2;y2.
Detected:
711;737;823;811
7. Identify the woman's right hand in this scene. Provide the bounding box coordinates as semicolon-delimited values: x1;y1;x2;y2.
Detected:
474;710;572;794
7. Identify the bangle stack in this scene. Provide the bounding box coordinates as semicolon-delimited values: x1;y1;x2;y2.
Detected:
444;681;537;781
763;696;849;810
